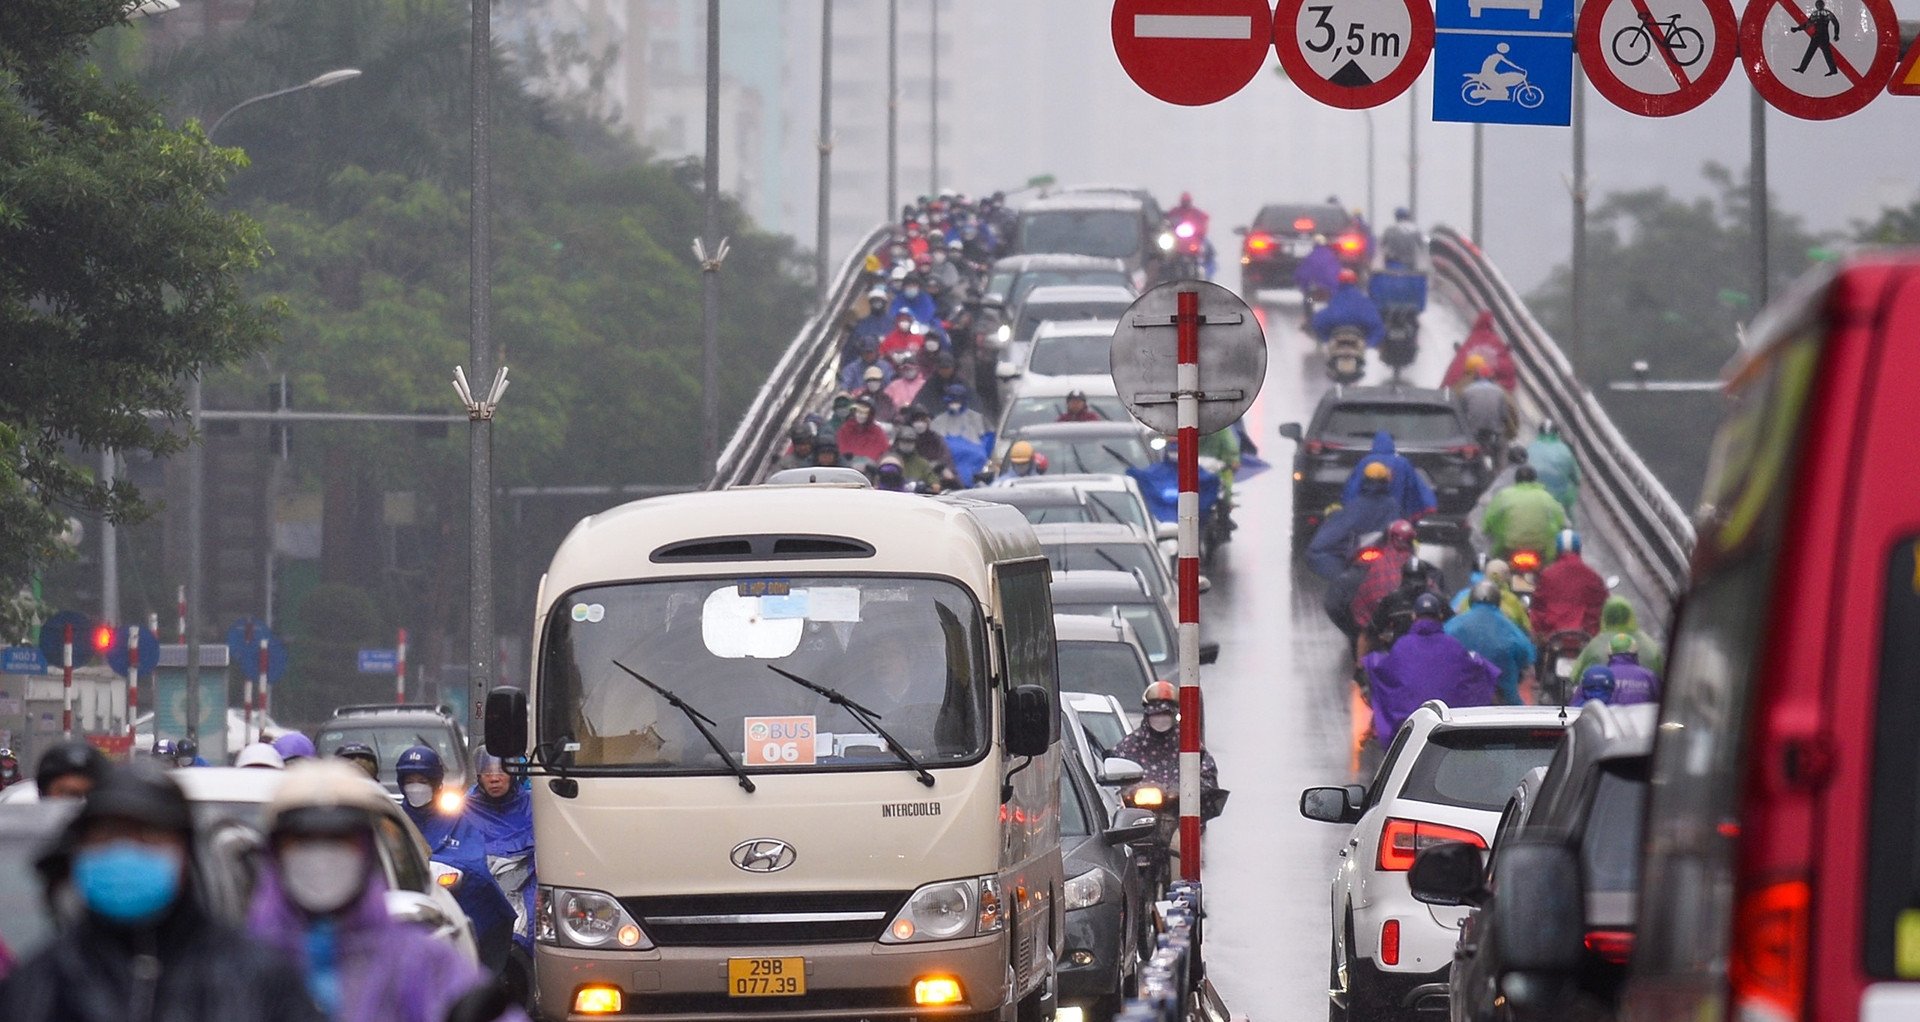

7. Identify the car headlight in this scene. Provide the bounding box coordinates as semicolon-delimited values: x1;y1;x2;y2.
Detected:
882;877;1005;943
536;885;653;950
1063;868;1106;911
1156;232;1175;252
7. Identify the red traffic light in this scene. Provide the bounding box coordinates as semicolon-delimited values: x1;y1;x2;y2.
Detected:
92;625;115;654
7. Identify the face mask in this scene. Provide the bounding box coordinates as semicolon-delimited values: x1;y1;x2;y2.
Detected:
864;380;882;393
932;251;947;264
279;841;370;915
901;365;919;378
913;422;930;435
72;841;183;924
853;410;871;423
1147;713;1175;733
904;287;921;298
922;339;939;351
894;437;914;451
402;782;435;808
175;755;195;768
896;321;913;332
947;402;964;414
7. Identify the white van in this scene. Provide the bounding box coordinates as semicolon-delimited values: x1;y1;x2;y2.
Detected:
486;483;1064;1021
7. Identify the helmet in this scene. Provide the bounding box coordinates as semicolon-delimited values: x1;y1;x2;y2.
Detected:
1386;519;1416;546
867;285;887;302
1536;419;1557;437
1469;580;1502;606
1179;191;1193;205
234;743;285;769
1395;207;1412;221
1514;465;1538;483
35;739;107;796
1412;592;1447;618
1506;444;1528;464
1609;633;1638;656
394;745;445;787
1008;440;1035;465
1555;529;1582;557
947;237;964;250
1141;680;1178;708
1464;354;1487;373
863;365;885;382
1337;268;1359;285
890;264;910;282
273;732;317;761
1579;666;1617;701
1065;389;1087;402
789;423;815;444
152;738;178;758
1313;233;1328;245
333;742;378;771
1484;558;1512;586
266;759;394;840
943;383;969;402
176;737;198;761
1363;461;1392;482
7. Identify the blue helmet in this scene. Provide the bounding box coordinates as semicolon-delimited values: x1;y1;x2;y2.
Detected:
1555;529;1582;557
152;739;178;758
395;745;445;786
1394;207;1412;221
1579;666;1617;703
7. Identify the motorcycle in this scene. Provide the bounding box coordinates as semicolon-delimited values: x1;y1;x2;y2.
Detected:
1507;548;1544;599
1159;217;1210;280
1123;782;1229;899
1368;269;1427;373
1538;629;1592;705
1325;326;1368;383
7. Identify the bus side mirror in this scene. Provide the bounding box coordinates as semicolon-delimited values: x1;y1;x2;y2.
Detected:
1006;684;1051;757
1200;641;1220;665
484;687;528;760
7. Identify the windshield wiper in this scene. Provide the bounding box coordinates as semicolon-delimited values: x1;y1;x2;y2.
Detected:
764;665;936;787
610;660;755;793
1069;445;1092;474
1094;547;1128;573
1100;444;1137;470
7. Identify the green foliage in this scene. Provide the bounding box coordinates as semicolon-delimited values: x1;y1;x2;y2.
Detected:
1856;197;1920;245
0;0;273;638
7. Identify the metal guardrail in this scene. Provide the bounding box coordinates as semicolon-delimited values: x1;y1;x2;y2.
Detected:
1428;227;1696;616
709;224;890;488
1114;882;1228;1022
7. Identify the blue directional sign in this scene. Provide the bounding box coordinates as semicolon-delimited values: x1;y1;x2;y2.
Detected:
1;646;46;675
37;611;94;671
358;648;399;674
226;618;290;683
105;625;161;678
1432;0;1575;125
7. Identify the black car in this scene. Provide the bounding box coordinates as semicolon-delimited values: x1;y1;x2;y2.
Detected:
1057;719;1158;1022
1235;202;1359;291
1278;384;1491;548
1410;703;1656;1022
316;703;470;795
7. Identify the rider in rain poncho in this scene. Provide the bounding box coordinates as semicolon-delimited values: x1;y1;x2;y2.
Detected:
395;746;517;974
1341;431;1438;521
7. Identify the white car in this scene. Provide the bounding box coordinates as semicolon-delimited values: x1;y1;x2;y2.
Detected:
1004;473;1166;544
998;318;1121;385
1300;703;1577;1021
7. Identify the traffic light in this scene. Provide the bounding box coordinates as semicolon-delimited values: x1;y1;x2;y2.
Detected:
91;624;115;657
268;377;292;458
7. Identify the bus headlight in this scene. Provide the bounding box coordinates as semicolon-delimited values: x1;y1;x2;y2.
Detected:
536;885;653;950
1063;868;1105;911
882;876;1004;943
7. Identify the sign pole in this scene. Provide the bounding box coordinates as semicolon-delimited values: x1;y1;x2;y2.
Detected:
1175;289;1203;884
397;628;409;705
242;620;255;743
61;624;73;741
126;626;140;744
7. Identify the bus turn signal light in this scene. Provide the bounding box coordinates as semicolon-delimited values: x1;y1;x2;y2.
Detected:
574;985;622;1014
914;976;965;1006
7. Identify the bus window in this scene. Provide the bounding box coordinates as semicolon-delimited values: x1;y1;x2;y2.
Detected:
997;559;1060;740
1866;535;1920;978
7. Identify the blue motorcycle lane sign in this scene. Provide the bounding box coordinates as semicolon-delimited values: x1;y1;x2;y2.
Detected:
1432;0;1575;125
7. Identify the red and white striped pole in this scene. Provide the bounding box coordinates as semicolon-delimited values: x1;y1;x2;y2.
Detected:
256;637;269;735
396;628;409;704
1174;288;1203;884
61;623;74;741
126;626;141;744
175;585;187;643
242;621;256;742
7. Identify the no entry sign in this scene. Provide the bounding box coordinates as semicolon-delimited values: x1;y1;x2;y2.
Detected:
1739;0;1897;119
1578;0;1737;115
1273;0;1436;108
1112;0;1276;106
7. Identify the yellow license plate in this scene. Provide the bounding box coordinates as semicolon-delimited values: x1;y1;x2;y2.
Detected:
727;957;806;997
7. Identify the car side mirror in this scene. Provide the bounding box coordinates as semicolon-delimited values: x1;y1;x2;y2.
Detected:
1278;422;1304;442
1409;841;1487;906
1155;521;1178;542
1605;574;1621;590
1197;575;1212;594
1100;757;1145;785
997;362;1022;380
484;686;528;760
1104;807;1158;845
1233;225;1248;236
982;294;1006;309
1199;641;1220;666
1491;839;1586;974
1299;785;1362;824
1005;684;1052;758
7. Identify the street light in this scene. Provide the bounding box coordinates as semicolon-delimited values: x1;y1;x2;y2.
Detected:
206;69;362;140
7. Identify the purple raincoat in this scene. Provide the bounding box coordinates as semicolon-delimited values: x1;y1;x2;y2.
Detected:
1604;652;1661;705
1363;618;1500;743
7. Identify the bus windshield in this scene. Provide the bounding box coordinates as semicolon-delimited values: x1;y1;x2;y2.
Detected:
537;577;991;775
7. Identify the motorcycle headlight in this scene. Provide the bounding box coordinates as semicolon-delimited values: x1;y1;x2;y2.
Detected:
995;324;1012;343
1175;222;1196;239
881;877;1004;943
1063;868;1106;911
536;885;653;950
1156;232;1175;252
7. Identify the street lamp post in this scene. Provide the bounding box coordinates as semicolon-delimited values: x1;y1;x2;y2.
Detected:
887;0;898;220
816;0;833;300
1406;81;1419;218
1360;109;1376;229
929;0;940;195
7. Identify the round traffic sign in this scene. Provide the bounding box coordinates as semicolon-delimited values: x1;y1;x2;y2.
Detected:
1111;0;1276;106
226;618;290;683
105;625;161;678
1578;0;1737;116
1739;0;1897;120
37;611;94;671
1110;281;1268;435
1274;0;1435;108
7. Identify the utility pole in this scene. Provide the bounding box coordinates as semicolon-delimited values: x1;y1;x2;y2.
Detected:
1471;123;1484;243
700;0;722;479
100;449;118;627
1571;63;1588;363
184;376;203;738
929;0;940;195
816;0;833;299
1361;109;1376;228
1750;90;1769;309
467;0;494;751
1406;81;1418;218
886;0;898;220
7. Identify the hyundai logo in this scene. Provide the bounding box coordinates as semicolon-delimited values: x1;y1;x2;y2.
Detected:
730;838;797;873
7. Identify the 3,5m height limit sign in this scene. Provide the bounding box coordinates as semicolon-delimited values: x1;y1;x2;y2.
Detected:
1273;0;1437;107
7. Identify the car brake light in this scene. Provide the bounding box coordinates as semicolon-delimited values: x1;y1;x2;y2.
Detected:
1584;929;1634;964
1293;217;1316;231
1336;233;1365;255
1246;232;1274;253
1380;919;1401;966
1377;818;1487;871
1451;444;1480;460
1357;547;1383;563
1510;550;1541;572
1305;439;1324;455
1729;879;1809;1022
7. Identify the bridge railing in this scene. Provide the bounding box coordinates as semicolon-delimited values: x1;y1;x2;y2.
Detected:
709;225;889;489
1428;227;1696;618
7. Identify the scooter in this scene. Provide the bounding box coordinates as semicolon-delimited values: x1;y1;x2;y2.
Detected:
1538;629;1592;705
1506;548;1544;600
1123;782;1230;900
1325;326;1368;383
1369;269;1427;373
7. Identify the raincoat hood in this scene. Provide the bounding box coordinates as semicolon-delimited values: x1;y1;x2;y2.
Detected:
1370;431;1395;455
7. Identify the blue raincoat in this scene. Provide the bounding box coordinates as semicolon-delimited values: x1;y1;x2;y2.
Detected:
1444;603;1537;705
888;290;938;325
1128;460;1220;523
1312;282;1385;347
1527;434;1580;512
404;801;517;972
1340;432;1438;520
1305;482;1402;582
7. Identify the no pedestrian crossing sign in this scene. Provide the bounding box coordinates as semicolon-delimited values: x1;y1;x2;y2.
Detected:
1577;0;1738;116
1432;0;1576;125
1273;0;1436;108
1739;0;1898;119
1111;0;1276;106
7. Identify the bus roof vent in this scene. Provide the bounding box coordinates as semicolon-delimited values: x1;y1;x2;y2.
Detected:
650;534;876;563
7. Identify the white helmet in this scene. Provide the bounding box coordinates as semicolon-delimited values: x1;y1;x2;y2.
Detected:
265;759;396;835
235;742;286;769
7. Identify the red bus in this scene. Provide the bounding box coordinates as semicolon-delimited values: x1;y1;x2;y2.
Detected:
1623;254;1920;1022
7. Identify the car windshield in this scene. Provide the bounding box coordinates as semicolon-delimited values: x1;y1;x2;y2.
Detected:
1017;503;1099;526
1397;727;1566;811
1058;640;1153;709
1056;602;1169;664
1582;760;1650;893
312;723;466;793
1019;209;1140;259
1020;436;1151;475
0;832;54;960
1016;302;1131;344
1002;394;1127;432
1027;332;1112;377
191;799;268;831
1077;708;1131;754
1255;204;1350;234
1045;543;1165;596
1085;492;1149;533
538;577;991;773
1007;270;1130;306
1320;404;1465;444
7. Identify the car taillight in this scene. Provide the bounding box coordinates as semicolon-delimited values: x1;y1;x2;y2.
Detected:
1376;818;1487;871
1246;232;1274;253
1380;919;1401;966
1729;879;1809;1022
1337;233;1366;255
1357;547;1383;563
1305;439;1324;455
1451;444;1480;460
1510;550;1541;572
1293;217;1315;231
1584;929;1634;964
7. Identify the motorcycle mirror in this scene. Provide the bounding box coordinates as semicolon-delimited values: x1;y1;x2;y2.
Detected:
1232;225;1248;236
1605;574;1621;590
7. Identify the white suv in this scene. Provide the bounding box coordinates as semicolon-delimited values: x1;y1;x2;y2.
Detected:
1299;702;1578;1022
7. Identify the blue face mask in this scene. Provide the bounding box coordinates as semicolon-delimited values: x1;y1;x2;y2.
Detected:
72;841;183;924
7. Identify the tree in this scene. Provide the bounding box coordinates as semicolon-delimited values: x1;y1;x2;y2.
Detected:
0;0;273;638
1856;197;1920;244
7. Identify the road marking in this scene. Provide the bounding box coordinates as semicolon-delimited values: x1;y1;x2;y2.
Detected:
1134;14;1254;39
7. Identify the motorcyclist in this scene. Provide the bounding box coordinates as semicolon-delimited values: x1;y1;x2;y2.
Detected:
1529;529;1607;637
0;750;19;790
1362;593;1499;743
1342;430;1438;521
333;741;381;781
1312;268;1385;348
151;738;179;766
902;407;957;480
810;437;843;469
1057;389;1102;422
835;397;891;463
885;430;945;492
930;384;988;444
1350;519;1418;648
0;763;327;1022
1569;665;1618;708
1127;439;1221;526
1165;192;1215;278
273;731;317;764
1294;234;1342;325
883;357;927;413
34;739;107;799
1602;634;1661;705
846;286;893;360
1570;596;1664;680
173;737;208;768
996;440;1050;481
888;274;938;325
878;309;925;364
927;242;965;296
467;752;536;956
839;338;894;392
1368;555;1451;652
1110;681;1220;804
1526;419;1581;518
1306;462;1402;581
395;746;516;974
1458;362;1516;447
912;352;970;410
1326;518;1417;640
1445;580;1536;705
1378;208;1424;270
1443;312;1518;392
774;424;819;472
1483;465;1567;562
